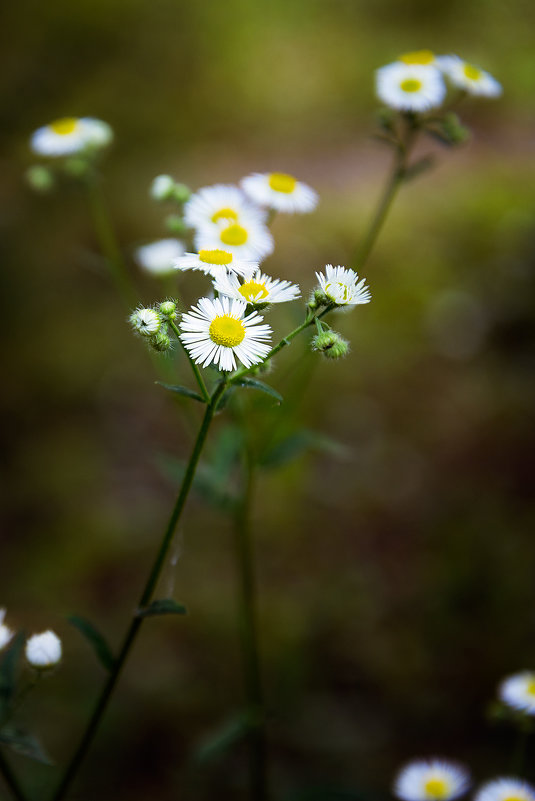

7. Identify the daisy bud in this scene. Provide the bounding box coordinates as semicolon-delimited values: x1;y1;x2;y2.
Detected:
312;330;350;359
149;331;172;352
25;630;62;670
150;174;176;201
159;300;178;319
172;183;192;203
26;165;55;194
0;609;14;651
129;308;161;337
308;288;330;310
440;112;470;145
165;214;189;235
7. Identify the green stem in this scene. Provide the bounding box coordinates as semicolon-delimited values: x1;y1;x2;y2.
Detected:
168;320;210;402
85;176;138;308
234;451;267;801
0;749;28;801
51;379;227;801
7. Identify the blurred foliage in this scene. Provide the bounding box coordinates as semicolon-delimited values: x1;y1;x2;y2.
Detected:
1;0;535;799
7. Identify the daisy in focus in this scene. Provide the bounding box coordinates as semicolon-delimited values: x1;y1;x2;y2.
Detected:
316;265;371;306
437;56;502;97
498;670;535;715
474;779;535;801
30;117;113;156
375;62;446;112
183;184;268;230
180;296;272;372
135;239;185;276
194;218;274;262
0;609;13;650
241;172;318;214
394;758;470;801
214;269;300;306
175;250;258;279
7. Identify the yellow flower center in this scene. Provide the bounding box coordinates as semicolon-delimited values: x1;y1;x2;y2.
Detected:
503;797;525;801
239;280;269;303
400;78;423;93
211;207;239;223
199;249;233;265
463;63;482;81
220;224;248;246
424;779;449;799
268;172;297;194
400;50;434;65
209;315;246;347
325;281;351;302
50;117;79;135
526;678;535;696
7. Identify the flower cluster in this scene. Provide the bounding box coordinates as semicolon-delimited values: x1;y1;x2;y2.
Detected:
393;761;535;801
0;608;62;670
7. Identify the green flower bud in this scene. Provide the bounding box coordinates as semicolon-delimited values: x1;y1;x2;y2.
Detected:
149;331;172;352
441;112;470;145
63;157;91;177
159;300;177;319
308;288;329;311
312;330;350;359
129;308;161;337
171;183;192;203
165;214;189;235
26;165;55;193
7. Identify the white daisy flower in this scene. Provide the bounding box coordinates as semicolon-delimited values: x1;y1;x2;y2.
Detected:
130;308;162;337
25;630;62;669
135;239;185;276
240;172;318;214
30;117;113;156
498;671;535;715
183;184;268;231
316;265;371;306
0;609;13;651
437;56;502;97
398;50;437;66
394;758;471;801
194;219;274;262
474;779;535;801
180;296;272;372
375;62;446;112
175;250;258;280
214;270;300;306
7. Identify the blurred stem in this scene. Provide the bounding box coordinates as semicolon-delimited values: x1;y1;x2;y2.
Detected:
51;378;228;801
510;725;530;775
0;749;28;801
234;447;268;801
354;115;419;269
85;175;138;308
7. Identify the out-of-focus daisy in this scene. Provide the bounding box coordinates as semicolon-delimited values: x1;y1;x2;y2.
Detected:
375;63;446;111
316;265;371;306
194;219;274;262
398;50;437;65
0;609;13;651
180;296;272;372
474;779;535;801
437;56;502;97
175;250;258;279
25;630;62;670
135;239;185;276
214;270;300;306
498;671;535;715
183;184;268;230
241;172;318;214
394;758;470;801
30;117;112;156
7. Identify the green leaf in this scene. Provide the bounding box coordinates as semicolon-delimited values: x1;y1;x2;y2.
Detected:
234;377;283;404
136;599;187;617
157;451;239;511
0;632;25;720
194;712;250;764
68;616;115;672
155;382;205;403
0;726;53;765
260;429;351;469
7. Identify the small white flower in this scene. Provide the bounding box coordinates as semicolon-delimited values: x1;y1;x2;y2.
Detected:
0;609;13;651
474;778;535;801
437;56;502;97
394;758;470;801
241;172;318;214
130;308;161;337
150;174;176;201
184;184;268;231
174;250;258;280
498;671;535;715
194;219;274;262
30;117;112;156
135;239;185;276
214;269;300;306
376;62;446;112
25;630;62;669
180;296;272;372
316;265;371;306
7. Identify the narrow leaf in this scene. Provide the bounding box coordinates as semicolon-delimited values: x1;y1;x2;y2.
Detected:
156;382;205;403
68;616;115;672
0;632;25;719
136;599;187;617
194;713;250;764
260;429;351;469
234;377;283;404
0;726;53;765
157;454;239;511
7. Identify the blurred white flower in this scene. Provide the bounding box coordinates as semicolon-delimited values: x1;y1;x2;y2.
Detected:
474;778;535;801
0;609;14;651
25;631;62;669
437;56;502;97
31;117;112;156
375;62;446;111
498;671;535;715
184;184;267;230
394;758;470;801
135;239;185;276
194;218;274;262
398;50;437;65
150;175;176;201
241;172;318;214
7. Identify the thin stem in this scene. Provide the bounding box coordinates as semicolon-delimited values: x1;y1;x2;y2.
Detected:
233;450;267;801
168;320;210;402
0;749;28;801
84;176;138;308
51;379;227;801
